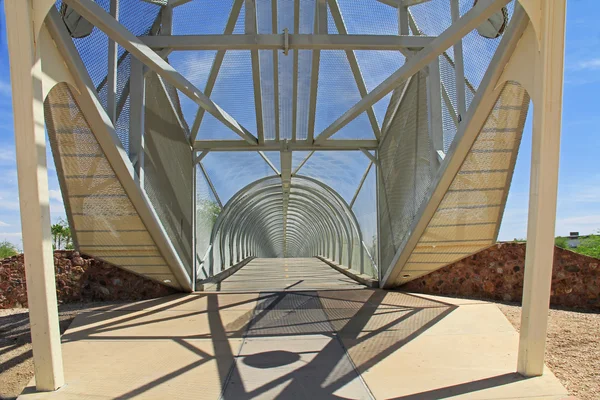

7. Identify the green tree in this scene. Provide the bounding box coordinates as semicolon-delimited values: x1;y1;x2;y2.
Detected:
572;234;600;259
197;199;221;226
51;218;73;250
555;236;568;249
0;241;18;259
51;223;64;249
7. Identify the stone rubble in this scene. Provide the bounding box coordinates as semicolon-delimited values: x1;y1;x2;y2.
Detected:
401;243;600;311
0;250;178;309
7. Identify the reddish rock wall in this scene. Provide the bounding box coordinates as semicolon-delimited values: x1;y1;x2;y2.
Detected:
0;251;179;309
401;243;600;311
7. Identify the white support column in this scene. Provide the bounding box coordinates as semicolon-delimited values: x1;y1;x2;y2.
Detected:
5;0;64;391
129;57;145;184
518;0;567;377
192;154;197;289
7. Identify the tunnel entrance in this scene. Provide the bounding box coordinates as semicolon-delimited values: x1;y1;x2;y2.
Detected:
195;176;378;286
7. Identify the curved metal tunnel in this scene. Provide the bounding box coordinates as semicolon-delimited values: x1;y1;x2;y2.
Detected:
208;176;365;275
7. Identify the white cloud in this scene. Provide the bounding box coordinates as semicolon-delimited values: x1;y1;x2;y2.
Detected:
571;58;600;71
48;189;64;202
0;231;22;238
0;81;12;97
0;220;9;227
0;148;15;164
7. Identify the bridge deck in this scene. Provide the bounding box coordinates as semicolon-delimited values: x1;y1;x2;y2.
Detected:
203;257;365;292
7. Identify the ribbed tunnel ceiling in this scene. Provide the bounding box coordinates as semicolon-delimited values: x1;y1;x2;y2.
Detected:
207;176;365;275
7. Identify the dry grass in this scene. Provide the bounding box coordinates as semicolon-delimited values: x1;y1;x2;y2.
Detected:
497;303;600;400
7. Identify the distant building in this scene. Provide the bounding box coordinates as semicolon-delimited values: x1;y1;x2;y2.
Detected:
568;232;581;248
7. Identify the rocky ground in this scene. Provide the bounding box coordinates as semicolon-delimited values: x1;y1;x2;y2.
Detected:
497;303;600;400
402;243;600;311
1;251;177;309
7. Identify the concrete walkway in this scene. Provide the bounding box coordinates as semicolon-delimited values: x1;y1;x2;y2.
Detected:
20;258;568;399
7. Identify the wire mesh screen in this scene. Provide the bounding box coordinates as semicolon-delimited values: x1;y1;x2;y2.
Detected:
351;164;378;278
392;82;529;286
378;71;431;277
45;83;181;289
196;165;222;280
144;73;194;276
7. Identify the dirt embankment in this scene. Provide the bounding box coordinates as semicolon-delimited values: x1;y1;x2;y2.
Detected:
402;243;600;311
0;250;178;309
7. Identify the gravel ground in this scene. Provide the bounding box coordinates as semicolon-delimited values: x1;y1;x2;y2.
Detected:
497;303;600;400
0;302;127;400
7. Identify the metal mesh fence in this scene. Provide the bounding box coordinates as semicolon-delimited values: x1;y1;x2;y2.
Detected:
143;73;194;276
45;83;181;289
378;71;431;277
195;166;221;280
351;164;378;278
299;151;370;203
392;81;529;285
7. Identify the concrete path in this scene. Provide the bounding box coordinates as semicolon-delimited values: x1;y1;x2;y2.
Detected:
19;258;568;399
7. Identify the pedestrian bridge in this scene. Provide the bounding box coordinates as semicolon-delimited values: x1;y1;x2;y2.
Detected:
5;0;567;393
41;0;532;292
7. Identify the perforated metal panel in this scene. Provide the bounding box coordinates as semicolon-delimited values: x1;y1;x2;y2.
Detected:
144;73;194;277
45;83;182;289
378;71;432;277
393;81;529;286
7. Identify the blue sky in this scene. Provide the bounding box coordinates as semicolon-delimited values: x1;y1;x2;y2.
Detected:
0;1;598;249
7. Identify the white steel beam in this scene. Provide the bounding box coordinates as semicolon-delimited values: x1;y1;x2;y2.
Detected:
273;0;281;141
281;149;292;256
518;0;567;377
129;57;145;184
451;0;467;121
307;0;327;142
195;150;209;164
190;0;243;141
328;0;381;139
198;162;223;208
194;140;378;151
107;0;119;123
349;162;374;208
380;76;412;140
359;148;378;164
161;3;173;35
63;0;258;145
427;58;444;172
141;34;434;51
292;150;314;175
246;0;265;144
258;151;281;175
5;0;64;391
291;0;299;141
315;0;510;144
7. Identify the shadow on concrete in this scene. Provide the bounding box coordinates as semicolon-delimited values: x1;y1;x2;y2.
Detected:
388;373;530;400
39;288;461;399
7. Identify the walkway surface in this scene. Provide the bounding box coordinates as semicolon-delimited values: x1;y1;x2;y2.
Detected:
20;258;568;399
